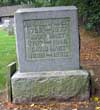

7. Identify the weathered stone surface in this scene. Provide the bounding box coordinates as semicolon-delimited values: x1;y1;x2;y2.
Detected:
11;70;90;103
11;6;90;104
15;6;79;72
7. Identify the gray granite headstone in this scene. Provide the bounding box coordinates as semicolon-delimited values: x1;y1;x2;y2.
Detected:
15;6;79;72
11;6;90;103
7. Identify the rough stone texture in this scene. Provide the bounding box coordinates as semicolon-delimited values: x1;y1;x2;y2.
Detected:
15;6;79;72
12;6;90;104
11;70;90;103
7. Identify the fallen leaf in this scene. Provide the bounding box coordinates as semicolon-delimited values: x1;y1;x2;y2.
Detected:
92;96;99;102
30;103;35;107
14;108;18;110
96;106;100;110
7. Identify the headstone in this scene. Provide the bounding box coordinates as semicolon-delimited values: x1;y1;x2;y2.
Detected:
11;6;90;103
15;6;79;72
3;19;10;30
8;19;15;35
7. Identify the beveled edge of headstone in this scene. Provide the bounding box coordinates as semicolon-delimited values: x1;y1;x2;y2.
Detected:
12;70;89;79
16;6;77;13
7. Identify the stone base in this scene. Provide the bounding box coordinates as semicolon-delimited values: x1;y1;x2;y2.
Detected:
11;70;90;103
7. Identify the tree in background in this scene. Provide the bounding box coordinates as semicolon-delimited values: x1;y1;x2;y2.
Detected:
84;0;100;34
0;0;100;34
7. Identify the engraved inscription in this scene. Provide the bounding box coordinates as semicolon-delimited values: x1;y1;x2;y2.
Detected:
24;18;71;60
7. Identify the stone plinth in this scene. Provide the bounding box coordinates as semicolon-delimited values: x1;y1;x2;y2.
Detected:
11;70;90;103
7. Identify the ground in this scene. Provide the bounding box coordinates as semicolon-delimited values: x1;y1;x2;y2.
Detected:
80;27;100;96
0;27;100;110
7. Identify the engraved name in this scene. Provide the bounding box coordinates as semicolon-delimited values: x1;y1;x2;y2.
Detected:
24;18;71;60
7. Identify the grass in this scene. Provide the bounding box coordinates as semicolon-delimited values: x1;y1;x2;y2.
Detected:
0;28;16;90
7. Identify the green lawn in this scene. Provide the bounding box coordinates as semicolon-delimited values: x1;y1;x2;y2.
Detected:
0;28;16;89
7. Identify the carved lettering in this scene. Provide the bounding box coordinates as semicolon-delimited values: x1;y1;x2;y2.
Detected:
24;18;71;60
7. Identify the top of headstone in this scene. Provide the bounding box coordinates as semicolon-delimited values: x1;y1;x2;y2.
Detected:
16;6;77;13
